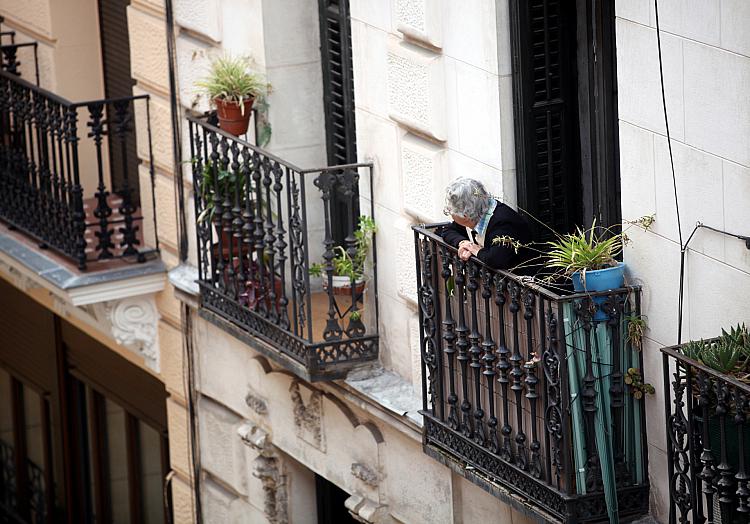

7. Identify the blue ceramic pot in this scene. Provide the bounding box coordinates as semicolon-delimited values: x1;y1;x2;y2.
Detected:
571;262;626;321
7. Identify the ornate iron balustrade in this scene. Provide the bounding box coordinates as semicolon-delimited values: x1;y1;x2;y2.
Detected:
188;113;379;381
414;224;649;523
0;69;158;269
663;343;750;524
0;41;39;85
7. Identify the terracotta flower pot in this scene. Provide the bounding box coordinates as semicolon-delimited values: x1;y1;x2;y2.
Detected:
215;97;255;136
324;276;367;297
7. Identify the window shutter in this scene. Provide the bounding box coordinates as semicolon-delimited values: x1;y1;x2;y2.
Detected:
98;0;140;203
511;0;581;240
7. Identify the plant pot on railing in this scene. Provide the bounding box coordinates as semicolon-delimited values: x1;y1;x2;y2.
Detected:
309;215;377;300
196;56;267;138
571;262;626;321
324;276;367;297
215;97;254;136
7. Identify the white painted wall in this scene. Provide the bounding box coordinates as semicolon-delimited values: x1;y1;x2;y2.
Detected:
616;2;750;520
349;0;517;385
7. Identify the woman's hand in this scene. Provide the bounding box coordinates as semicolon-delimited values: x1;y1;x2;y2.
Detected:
458;241;481;261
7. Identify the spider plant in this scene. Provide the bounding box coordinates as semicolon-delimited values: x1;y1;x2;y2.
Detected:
196;56;267;113
543;222;623;279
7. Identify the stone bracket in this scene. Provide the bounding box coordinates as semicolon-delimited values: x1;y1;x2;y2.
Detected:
93;295;160;372
345;494;394;524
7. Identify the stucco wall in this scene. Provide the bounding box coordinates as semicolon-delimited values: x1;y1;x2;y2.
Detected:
615;2;750;520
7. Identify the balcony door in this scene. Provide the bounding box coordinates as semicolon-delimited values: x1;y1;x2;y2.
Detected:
318;0;359;245
98;0;140;203
509;0;620;240
315;474;357;524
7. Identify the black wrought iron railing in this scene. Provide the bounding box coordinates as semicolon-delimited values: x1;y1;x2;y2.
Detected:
0;69;158;269
189;113;379;381
414;224;649;523
0;41;39;85
663;343;750;524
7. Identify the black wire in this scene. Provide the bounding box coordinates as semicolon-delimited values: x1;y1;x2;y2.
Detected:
165;0;189;262
654;0;687;347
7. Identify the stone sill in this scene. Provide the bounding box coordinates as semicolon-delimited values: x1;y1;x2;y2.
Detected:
0;230;166;306
169;263;424;436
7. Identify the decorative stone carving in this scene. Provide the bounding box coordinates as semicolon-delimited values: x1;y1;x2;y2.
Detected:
401;133;444;222
238;422;269;451
245;390;268;415
387;38;446;141
290;380;324;451
238;422;289;524
253;454;288;524
93;296;160;371
396;219;419;306
345;494;394;524
394;0;443;49
351;463;380;487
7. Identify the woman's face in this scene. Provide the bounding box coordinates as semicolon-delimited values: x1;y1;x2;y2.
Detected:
451;214;476;229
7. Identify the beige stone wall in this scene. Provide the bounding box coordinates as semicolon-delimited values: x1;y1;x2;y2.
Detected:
126;0;199;518
192;314;540;523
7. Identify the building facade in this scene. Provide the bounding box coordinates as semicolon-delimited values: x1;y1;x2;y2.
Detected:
1;0;749;523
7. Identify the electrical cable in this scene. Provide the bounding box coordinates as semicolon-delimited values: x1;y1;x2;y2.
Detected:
165;0;189;262
655;3;750;521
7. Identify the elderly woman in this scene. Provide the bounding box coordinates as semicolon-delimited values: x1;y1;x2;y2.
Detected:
441;177;531;270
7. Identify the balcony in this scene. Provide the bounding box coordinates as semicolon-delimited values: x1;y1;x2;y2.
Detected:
0;65;158;270
188;114;379;381
413;224;649;523
662;339;750;523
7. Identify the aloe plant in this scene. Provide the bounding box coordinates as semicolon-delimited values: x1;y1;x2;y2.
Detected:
701;338;744;374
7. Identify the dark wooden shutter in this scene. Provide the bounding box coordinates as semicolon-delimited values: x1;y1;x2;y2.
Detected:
98;0;140;203
0;279;57;393
319;0;359;244
319;0;357;166
510;0;582;241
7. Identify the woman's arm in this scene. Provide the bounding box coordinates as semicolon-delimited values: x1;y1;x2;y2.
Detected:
440;221;470;248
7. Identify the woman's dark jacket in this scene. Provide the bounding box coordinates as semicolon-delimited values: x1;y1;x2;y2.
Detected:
440;200;532;270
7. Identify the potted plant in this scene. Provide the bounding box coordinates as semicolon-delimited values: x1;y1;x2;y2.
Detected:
197;56;267;136
543;223;625;293
493;221;625;320
309;216;376;296
679;324;750;475
196;159;245;256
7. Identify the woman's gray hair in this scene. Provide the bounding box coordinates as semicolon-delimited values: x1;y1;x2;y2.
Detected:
443;177;493;223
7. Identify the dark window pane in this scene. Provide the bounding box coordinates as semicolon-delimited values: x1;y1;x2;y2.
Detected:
139;422;164;524
105;399;130;523
0;369;14;511
23;387;47;523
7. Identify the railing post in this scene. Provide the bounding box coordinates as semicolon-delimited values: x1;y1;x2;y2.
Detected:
454;258;472;438
509;281;527;471
467;262;486;447
441;247;459;429
314;170;343;341
494;274;513;462
113;99;139;257
65;106;87;269
523;289;542;479
481;268;498;453
86;102;114;259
